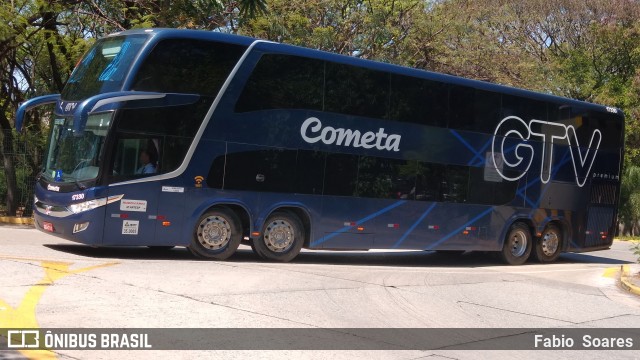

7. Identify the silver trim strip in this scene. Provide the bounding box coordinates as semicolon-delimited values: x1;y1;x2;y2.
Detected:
34;201;72;218
35;194;124;218
110;39;267;187
92;94;165;112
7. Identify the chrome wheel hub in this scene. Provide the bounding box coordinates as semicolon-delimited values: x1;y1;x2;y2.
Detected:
264;219;294;253
541;231;559;256
509;230;528;257
197;216;231;250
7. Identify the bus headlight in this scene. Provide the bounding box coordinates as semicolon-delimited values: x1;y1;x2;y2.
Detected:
68;198;107;214
68;194;123;214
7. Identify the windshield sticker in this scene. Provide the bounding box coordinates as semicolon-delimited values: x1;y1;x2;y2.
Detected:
300;117;401;152
122;220;139;235
120;199;147;212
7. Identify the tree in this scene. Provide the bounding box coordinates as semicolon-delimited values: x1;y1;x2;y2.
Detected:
0;0;267;216
620;166;640;235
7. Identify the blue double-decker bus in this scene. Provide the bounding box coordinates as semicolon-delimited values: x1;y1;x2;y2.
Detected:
16;29;624;265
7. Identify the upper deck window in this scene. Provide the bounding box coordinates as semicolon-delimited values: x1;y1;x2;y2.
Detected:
132;39;246;95
62;35;148;101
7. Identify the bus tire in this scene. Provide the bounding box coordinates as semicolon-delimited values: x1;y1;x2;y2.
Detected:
189;208;242;260
253;211;304;262
500;222;532;265
533;224;562;263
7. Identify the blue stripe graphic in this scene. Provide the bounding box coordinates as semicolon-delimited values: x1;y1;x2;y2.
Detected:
450;130;486;166
516;150;571;208
311;200;407;246
469;140;492;166
392;202;438;248
425;207;494;250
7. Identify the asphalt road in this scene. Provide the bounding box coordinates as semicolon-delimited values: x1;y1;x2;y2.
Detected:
0;225;639;360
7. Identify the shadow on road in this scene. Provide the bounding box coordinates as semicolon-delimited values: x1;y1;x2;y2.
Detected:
43;243;633;268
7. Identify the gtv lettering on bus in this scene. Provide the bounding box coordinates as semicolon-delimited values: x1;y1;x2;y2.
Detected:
300;117;401;152
492;116;603;187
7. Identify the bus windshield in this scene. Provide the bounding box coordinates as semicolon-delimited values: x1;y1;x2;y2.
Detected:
61;35;148;101
42;113;112;185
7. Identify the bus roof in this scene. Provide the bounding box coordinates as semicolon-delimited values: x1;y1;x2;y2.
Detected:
111;28;622;118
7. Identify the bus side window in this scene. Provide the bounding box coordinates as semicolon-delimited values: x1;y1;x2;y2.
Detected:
132;39;246;95
324;62;390;119
234;54;324;112
389;75;447;127
112;138;159;177
296;150;326;195
357;157;417;200
324;154;359;196
415;162;444;202
442;165;469;203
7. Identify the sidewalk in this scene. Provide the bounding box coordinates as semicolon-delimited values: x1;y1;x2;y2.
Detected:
0;216;33;226
620;264;640;296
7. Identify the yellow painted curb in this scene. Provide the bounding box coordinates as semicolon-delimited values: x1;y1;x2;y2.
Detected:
620;264;640;296
0;216;34;225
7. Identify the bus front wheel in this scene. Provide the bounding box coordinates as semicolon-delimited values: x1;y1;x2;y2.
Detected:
189;208;242;260
253;211;304;262
533;224;562;263
500;222;532;265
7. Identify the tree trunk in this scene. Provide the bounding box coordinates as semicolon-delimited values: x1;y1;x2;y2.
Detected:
1;153;18;216
0;125;18;216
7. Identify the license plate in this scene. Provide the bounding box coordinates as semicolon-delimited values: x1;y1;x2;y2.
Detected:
43;222;54;232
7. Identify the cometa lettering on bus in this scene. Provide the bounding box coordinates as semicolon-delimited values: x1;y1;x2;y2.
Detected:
300;117;401;152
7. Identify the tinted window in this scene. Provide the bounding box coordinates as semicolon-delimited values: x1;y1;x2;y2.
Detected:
108;99;210;183
389;75;447;126
62;35;148;101
448;86;475;130
324;153;359;196
209;147;521;206
474;90;502;132
357;157;416;199
132;39;246;95
415;163;469;203
208;155;225;189
467;167;518;205
448;87;503;132
502;94;547;122
222;147;298;193
415;162;445;201
324;62;390;119
442;165;469;203
296;150;325;195
562;108;621;150
235;54;324;112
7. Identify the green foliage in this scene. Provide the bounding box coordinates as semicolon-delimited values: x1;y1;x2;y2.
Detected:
632;241;640;264
1;0;269;215
2;0;640;223
620;166;640;236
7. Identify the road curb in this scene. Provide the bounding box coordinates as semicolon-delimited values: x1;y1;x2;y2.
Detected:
620;264;640;296
0;216;34;225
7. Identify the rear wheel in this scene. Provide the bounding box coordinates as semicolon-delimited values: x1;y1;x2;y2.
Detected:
533;224;562;263
253;211;305;262
500;222;532;265
188;208;242;260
